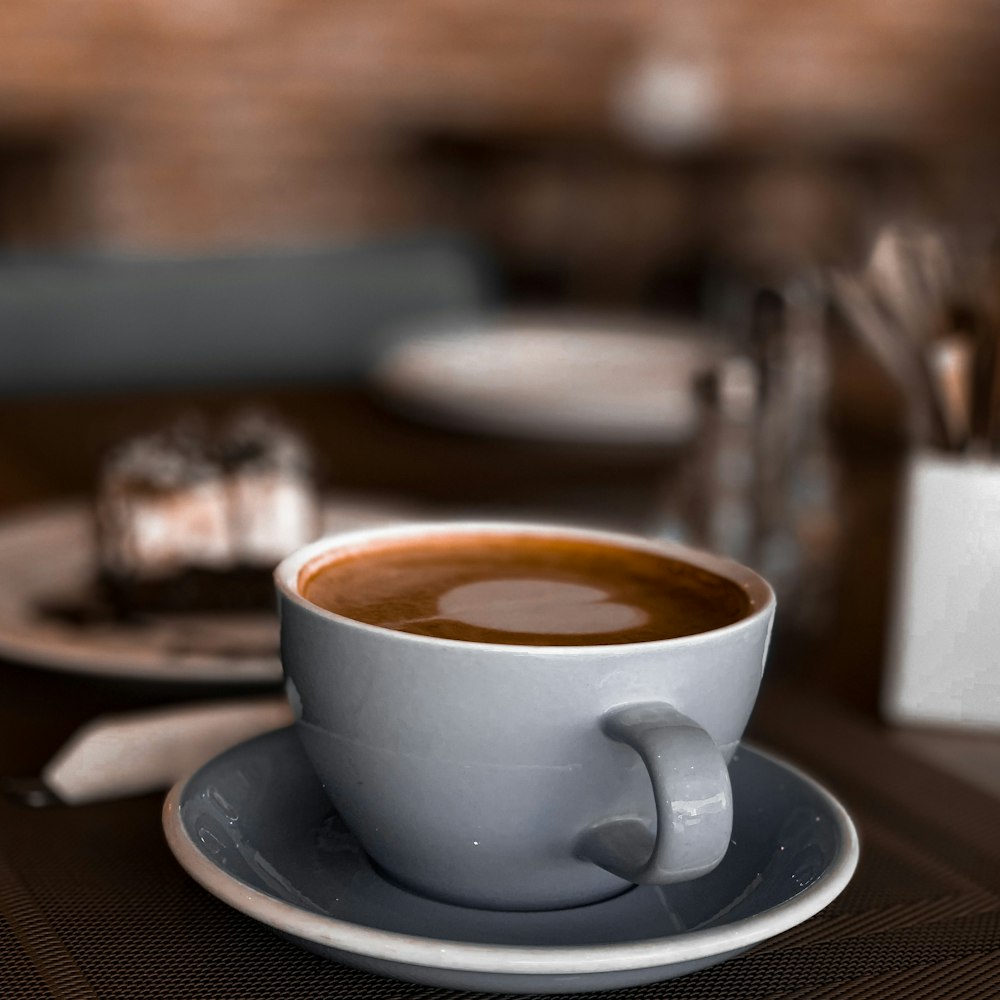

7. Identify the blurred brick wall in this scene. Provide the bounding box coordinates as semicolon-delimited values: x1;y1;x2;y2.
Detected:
2;0;999;277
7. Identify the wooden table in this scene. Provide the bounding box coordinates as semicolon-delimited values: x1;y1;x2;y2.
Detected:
2;385;999;999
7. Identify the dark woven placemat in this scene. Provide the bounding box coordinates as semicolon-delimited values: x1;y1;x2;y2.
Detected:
2;683;999;1000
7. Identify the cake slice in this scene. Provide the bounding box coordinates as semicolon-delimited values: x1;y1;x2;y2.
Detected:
96;412;320;614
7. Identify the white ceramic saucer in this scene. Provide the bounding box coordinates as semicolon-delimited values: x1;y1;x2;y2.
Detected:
164;727;858;994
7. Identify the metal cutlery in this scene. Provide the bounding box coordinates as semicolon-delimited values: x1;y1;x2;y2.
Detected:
832;222;1000;457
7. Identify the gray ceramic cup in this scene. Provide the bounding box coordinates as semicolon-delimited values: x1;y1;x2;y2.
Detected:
276;522;775;912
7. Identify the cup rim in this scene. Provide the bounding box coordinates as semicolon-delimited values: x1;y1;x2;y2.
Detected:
274;520;775;654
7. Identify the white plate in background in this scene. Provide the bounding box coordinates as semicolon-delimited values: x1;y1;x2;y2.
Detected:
373;318;722;445
0;497;416;684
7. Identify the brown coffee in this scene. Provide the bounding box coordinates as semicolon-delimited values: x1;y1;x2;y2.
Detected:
299;533;751;646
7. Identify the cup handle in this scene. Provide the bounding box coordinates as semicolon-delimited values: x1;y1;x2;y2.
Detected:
577;702;733;884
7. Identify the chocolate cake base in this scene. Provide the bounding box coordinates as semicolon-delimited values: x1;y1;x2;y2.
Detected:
100;566;278;617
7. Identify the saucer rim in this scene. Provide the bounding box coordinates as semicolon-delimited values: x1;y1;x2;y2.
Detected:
163;737;859;976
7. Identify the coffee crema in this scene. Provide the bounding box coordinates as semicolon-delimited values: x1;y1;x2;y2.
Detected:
299;533;752;646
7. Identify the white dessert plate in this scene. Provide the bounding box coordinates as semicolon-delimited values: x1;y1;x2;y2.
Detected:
0;498;415;684
164;727;858;995
372;317;722;445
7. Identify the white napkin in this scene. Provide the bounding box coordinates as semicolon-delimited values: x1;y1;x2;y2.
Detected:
42;696;293;804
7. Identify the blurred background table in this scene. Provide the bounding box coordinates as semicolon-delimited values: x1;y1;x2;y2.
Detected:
2;383;1000;999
